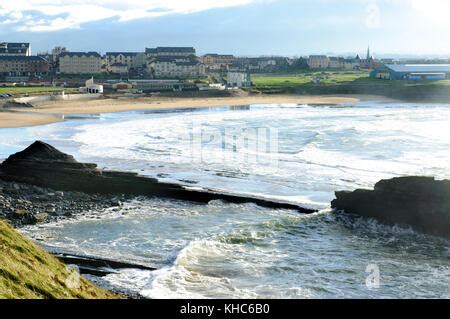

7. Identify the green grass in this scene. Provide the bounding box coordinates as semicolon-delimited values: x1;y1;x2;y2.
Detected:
432;80;450;86
252;73;368;88
320;74;368;84
250;72;450;102
0;220;118;299
0;86;78;96
252;76;311;87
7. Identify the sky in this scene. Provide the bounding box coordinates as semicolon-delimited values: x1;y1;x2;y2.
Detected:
0;0;449;57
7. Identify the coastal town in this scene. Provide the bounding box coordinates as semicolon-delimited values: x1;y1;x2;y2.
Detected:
1;42;449;97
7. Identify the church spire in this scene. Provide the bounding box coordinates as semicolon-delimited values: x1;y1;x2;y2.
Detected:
366;46;371;60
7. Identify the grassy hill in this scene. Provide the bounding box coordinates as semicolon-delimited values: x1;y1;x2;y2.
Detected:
0;220;117;299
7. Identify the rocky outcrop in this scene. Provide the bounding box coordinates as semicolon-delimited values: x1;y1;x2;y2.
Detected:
0;141;315;214
331;176;450;239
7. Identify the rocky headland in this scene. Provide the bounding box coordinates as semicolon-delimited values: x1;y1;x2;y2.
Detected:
0;141;315;216
332;176;450;239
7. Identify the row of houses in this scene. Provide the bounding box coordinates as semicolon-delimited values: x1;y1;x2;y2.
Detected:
1;42;448;83
56;48;207;78
58;48;253;79
306;47;381;70
0;48;245;82
0;42;380;79
104;49;264;77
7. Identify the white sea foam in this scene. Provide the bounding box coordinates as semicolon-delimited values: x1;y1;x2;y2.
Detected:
8;102;450;299
62;103;450;210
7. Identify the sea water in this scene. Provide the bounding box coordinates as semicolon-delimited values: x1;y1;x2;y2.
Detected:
1;101;449;298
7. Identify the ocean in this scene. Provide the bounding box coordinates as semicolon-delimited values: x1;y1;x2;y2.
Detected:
1;101;449;298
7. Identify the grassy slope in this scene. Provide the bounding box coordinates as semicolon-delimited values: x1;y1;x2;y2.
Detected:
251;73;450;102
0;220;117;299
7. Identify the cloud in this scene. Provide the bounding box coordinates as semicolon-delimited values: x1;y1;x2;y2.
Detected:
368;0;450;26
408;0;450;24
0;0;259;32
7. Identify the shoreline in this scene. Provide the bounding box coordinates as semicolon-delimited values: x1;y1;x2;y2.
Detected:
0;93;386;129
0;111;62;128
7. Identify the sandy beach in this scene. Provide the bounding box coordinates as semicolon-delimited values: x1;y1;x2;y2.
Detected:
0;94;376;128
0;111;62;128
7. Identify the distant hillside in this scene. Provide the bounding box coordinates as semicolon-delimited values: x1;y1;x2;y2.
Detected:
0;220;117;299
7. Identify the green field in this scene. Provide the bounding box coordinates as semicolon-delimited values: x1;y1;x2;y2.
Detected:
0;86;78;96
252;73;367;87
250;73;450;102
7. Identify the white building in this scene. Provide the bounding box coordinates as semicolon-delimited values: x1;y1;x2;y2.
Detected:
227;71;252;88
79;78;103;94
59;52;102;74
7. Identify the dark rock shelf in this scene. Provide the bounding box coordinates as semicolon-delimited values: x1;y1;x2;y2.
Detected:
52;252;156;277
0;141;316;215
332;176;450;239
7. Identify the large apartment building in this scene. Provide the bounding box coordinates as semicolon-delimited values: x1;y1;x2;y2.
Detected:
0;56;49;76
105;52;147;73
59;52;102;74
0;42;31;56
150;56;204;78
307;55;330;69
106;52;136;68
